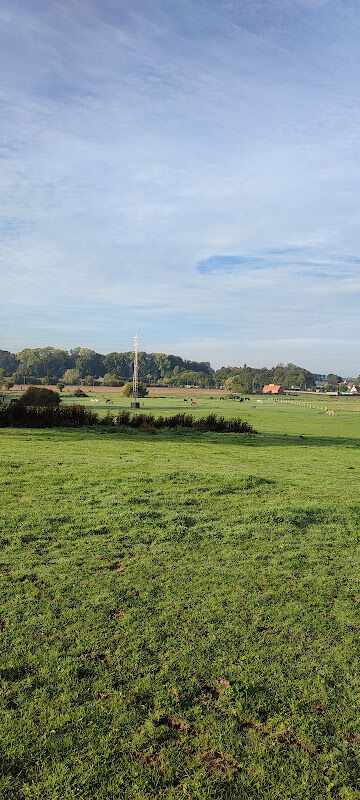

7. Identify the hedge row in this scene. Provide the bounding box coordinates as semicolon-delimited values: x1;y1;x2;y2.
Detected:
115;411;255;433
0;403;255;434
0;403;101;428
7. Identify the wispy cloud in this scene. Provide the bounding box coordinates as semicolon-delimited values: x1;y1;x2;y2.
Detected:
1;0;360;371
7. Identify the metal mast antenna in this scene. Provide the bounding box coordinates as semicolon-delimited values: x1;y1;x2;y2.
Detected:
132;334;141;400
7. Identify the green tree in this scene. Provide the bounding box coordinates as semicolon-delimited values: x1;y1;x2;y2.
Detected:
154;353;171;378
63;369;81;385
122;381;148;397
70;348;103;378
0;368;4;387
103;373;123;387
0;350;19;375
17;348;71;380
169;370;212;387
326;373;342;385
102;353;132;380
21;387;60;406
213;363;315;392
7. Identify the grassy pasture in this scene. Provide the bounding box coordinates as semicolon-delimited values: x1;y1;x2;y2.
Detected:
1;398;360;799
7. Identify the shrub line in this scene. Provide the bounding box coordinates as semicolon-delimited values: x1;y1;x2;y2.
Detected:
0;403;256;433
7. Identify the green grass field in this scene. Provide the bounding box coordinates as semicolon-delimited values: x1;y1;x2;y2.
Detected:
1;398;360;799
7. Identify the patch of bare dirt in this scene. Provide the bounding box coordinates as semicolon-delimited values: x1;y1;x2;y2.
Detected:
203;749;242;773
202;683;322;756
155;714;188;732
203;678;230;699
219;708;322;755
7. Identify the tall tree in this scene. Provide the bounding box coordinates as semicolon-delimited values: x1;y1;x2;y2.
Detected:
0;350;19;375
70;348;103;378
16;348;71;379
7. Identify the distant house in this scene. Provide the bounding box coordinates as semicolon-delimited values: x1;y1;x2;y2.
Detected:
349;384;360;394
262;384;284;395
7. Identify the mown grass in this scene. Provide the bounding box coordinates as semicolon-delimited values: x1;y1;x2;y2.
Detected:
1;401;360;799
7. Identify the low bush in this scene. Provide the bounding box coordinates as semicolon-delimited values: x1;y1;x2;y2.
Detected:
122;381;148;397
0;403;99;428
0;405;255;433
21;387;60;406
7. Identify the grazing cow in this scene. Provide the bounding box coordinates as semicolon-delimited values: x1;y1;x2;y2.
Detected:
184;398;188;402
327;409;335;416
252;405;257;409
257;399;262;404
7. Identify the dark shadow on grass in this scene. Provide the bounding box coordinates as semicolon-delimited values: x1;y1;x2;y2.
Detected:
242;431;360;449
13;426;360;449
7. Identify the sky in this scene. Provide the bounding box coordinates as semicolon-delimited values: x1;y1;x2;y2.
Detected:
1;0;360;373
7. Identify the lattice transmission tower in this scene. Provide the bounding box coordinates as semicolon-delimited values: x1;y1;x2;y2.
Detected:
132;334;141;399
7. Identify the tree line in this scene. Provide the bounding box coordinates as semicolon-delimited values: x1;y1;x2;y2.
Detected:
0;347;213;387
0;346;341;391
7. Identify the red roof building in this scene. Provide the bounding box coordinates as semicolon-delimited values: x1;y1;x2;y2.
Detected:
262;384;284;395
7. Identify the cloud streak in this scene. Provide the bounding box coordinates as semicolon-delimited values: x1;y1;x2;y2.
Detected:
1;0;360;372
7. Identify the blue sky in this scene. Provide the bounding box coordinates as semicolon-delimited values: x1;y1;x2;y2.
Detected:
1;0;360;372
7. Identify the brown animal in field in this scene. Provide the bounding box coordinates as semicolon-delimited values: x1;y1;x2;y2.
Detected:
327;409;335;416
252;405;257;409
191;401;198;406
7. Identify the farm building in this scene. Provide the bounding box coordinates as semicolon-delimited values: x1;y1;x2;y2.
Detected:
349;384;360;394
262;384;284;395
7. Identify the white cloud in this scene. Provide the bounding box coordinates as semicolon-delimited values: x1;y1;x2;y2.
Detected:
1;0;360;372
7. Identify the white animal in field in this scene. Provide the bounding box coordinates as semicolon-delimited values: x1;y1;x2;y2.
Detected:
256;399;262;403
